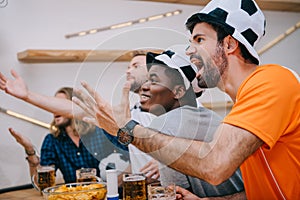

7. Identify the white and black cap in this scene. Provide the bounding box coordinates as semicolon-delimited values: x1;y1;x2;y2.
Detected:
186;0;266;64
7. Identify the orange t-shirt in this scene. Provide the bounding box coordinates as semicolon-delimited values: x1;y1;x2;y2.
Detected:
223;64;300;199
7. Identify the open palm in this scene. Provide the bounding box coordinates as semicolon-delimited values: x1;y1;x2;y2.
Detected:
9;128;34;151
0;69;29;100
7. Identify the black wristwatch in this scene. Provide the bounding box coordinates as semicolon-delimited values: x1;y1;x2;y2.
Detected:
117;120;139;146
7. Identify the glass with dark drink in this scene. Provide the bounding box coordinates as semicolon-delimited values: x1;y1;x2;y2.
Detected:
31;165;56;194
123;173;147;200
148;182;176;200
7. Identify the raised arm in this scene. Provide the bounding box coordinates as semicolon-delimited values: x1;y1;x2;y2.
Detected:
132;123;262;185
8;128;40;177
74;80;263;185
0;69;84;119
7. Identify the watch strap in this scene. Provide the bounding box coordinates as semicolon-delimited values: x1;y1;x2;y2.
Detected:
117;120;139;146
25;149;36;156
125;120;139;131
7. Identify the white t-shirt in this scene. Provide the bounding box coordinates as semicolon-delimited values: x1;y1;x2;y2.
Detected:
130;104;156;175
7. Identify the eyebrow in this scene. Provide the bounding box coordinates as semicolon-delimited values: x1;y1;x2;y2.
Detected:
189;33;205;42
131;62;141;67
149;73;158;78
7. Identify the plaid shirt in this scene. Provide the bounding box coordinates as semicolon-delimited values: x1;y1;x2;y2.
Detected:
40;127;129;183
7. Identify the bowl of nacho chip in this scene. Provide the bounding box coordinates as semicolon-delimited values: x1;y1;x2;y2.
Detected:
42;182;107;200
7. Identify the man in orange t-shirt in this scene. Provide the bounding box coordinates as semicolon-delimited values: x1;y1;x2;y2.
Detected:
223;64;300;198
63;0;300;199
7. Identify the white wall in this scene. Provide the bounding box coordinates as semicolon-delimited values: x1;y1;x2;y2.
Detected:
0;0;299;189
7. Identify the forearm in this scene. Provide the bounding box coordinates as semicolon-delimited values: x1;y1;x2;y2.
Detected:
26;155;40;177
132;126;214;182
25;91;83;119
132;124;262;185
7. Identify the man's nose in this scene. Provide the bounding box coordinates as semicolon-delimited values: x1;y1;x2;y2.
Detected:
185;45;196;56
141;80;150;90
126;68;131;74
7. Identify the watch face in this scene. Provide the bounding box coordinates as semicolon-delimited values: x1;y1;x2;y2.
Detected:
117;120;139;146
118;128;133;145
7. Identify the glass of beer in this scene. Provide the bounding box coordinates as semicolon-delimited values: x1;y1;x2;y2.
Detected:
148;182;176;200
123;173;147;200
31;165;56;194
76;168;101;182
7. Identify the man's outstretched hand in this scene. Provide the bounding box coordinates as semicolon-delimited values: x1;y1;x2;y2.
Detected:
72;80;132;136
0;69;29;101
8;128;35;152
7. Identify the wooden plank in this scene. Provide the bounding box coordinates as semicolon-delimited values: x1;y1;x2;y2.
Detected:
257;0;300;12
139;0;300;12
17;49;163;63
202;101;234;110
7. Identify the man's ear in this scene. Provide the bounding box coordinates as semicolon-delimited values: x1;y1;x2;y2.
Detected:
173;85;186;99
224;35;239;54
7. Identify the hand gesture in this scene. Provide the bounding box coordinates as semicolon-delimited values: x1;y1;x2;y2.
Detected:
0;69;29;100
72;82;102;127
73;80;132;136
9;128;34;152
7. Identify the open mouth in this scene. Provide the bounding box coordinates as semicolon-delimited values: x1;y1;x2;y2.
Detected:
140;93;150;103
54;114;62;119
190;58;204;71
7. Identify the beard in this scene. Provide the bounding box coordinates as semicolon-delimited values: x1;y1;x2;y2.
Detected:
130;81;140;93
197;44;228;88
56;118;72;129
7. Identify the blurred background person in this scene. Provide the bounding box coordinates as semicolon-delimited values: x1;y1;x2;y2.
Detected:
7;87;126;184
0;51;160;183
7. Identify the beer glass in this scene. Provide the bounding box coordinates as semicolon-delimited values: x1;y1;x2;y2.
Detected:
76;168;102;182
148;182;176;200
31;165;56;194
123;173;147;200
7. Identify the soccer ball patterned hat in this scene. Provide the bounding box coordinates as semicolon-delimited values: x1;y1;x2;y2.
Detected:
186;0;266;64
146;50;203;97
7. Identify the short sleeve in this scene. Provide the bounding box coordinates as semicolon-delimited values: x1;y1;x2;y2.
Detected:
224;65;299;148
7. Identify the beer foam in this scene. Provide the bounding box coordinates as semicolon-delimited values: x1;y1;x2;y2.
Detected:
124;174;145;182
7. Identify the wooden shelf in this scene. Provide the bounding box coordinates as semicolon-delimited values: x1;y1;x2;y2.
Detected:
140;0;300;12
17;49;163;63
